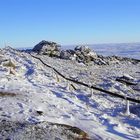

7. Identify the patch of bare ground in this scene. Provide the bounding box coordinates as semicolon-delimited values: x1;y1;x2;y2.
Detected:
0;91;17;97
0;121;92;140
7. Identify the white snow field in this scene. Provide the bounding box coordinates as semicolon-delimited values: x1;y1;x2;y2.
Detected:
0;47;140;140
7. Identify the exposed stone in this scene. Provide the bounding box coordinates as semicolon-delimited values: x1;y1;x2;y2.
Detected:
32;41;139;65
60;49;77;60
74;46;91;54
36;110;43;115
74;46;97;64
92;58;108;65
2;59;16;69
0;121;90;140
33;40;61;57
60;50;72;60
87;51;97;58
116;74;138;85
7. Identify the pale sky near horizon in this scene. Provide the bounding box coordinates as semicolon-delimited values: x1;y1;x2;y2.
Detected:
0;0;140;48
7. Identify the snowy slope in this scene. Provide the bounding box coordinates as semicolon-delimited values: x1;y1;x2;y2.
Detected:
0;47;140;139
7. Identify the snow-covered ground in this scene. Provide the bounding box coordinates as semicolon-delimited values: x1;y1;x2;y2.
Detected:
0;47;140;139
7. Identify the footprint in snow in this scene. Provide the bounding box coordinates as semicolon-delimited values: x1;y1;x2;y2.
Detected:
61;114;71;118
17;102;23;108
17;102;24;114
27;116;40;124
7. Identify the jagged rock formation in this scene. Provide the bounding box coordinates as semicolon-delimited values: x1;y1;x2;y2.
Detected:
60;46;97;64
74;45;91;53
0;121;89;140
32;41;140;65
74;46;97;63
33;40;61;57
116;74;138;85
60;50;76;60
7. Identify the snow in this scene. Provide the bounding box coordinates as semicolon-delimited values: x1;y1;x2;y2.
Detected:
0;47;140;139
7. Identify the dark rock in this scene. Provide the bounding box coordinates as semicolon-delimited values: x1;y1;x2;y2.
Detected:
60;50;74;60
66;49;75;55
36;110;43;115
74;46;97;64
116;74;138;86
60;49;77;60
92;58;108;65
74;46;91;54
0;121;90;139
33;40;61;57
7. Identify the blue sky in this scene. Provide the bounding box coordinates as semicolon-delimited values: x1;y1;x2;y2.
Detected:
0;0;140;48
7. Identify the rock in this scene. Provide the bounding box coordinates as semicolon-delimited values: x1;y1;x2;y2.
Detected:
2;59;16;69
0;121;90;140
74;45;97;64
74;46;91;54
60;50;73;60
123;74;135;80
33;40;61;57
92;58;108;65
66;49;75;55
36;110;43;115
87;51;97;58
106;55;140;64
0;54;8;65
33;41;138;65
116;74;138;85
36;106;44;115
9;68;16;75
60;49;77;60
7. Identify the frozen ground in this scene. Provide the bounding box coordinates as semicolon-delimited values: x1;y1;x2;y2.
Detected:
0;47;140;139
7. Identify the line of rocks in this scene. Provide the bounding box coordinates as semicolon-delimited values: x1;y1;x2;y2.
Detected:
32;40;140;65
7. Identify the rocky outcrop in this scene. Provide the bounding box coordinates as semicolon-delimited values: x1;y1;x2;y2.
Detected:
33;40;61;57
32;41;140;65
116;74;138;85
0;121;90;140
59;46;97;63
74;46;97;63
60;50;76;60
74;46;91;54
